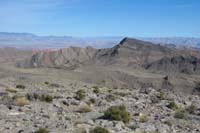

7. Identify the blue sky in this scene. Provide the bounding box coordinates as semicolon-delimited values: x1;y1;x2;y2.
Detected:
0;0;199;37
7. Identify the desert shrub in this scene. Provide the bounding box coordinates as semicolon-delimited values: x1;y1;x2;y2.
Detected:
49;83;60;88
77;104;92;113
128;124;139;130
34;128;49;133
103;105;131;123
93;87;100;94
89;98;96;104
75;90;86;100
15;97;29;106
139;115;148;123
174;110;187;119
114;92;130;97
40;95;53;103
90;127;110;133
6;88;17;93
186;104;197;114
105;94;116;102
166;101;178;110
16;84;25;89
157;91;165;100
44;81;49;85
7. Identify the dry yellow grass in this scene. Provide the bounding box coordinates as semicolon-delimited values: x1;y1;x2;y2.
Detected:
15;97;29;106
5;88;17;93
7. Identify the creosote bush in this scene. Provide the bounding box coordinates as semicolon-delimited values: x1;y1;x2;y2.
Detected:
103;105;131;123
174;110;187;119
75;89;86;100
166;101;178;110
186;104;197;114
93;86;100;94
16;84;26;89
34;128;50;133
40;95;53;103
90;126;110;133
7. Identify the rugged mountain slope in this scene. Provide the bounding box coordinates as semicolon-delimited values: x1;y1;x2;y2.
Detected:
17;46;97;69
18;38;176;68
18;37;200;71
95;38;175;65
144;55;200;74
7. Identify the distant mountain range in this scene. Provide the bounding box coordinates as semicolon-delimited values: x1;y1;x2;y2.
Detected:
0;32;200;49
17;37;200;73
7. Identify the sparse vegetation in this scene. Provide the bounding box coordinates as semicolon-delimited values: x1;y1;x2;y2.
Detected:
6;88;17;93
186;104;197;114
103;105;131;123
166;101;178;110
16;84;25;89
89;98;96;104
157;91;165;100
34;128;50;133
75;89;86;100
114;92;130;97
77;104;92;113
15;97;29;106
93;86;100;94
174;110;187;119
139;115;149;123
44;81;49;85
40;95;53;103
49;83;60;88
105;94;116;102
90;126;110;133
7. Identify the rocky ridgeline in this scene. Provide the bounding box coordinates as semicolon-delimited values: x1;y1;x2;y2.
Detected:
17;38;200;74
0;78;200;133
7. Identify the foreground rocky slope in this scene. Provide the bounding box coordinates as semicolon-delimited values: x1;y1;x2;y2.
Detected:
0;73;200;133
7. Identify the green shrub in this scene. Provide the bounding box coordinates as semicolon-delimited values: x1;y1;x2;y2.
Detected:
35;128;49;133
40;95;53;103
16;84;25;89
89;98;96;104
174;110;187;119
105;94;116;102
103;105;131;123
186;104;197;114
157;91;165;100
114;92;130;97
93;87;100;94
75;90;86;100
90;127;110;133
44;81;49;85
166;101;178;110
49;83;60;88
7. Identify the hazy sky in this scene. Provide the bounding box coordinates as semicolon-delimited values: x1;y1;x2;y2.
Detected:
0;0;200;37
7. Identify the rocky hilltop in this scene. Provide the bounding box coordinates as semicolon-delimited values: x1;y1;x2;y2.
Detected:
144;55;200;74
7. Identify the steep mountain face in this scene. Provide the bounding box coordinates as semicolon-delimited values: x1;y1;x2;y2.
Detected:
18;37;200;72
144;55;200;74
17;47;97;69
18;38;176;68
95;38;175;65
